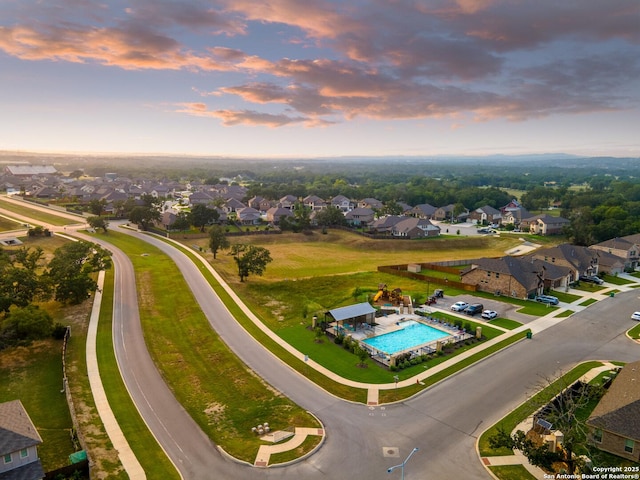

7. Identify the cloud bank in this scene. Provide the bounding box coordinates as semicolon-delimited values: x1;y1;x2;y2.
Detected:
1;0;638;127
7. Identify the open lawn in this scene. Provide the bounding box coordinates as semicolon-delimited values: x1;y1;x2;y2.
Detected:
0;215;22;232
0;198;79;226
0;340;74;471
189;229;524;282
489;465;537;480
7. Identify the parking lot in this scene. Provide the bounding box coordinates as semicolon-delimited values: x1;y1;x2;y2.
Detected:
425;293;536;325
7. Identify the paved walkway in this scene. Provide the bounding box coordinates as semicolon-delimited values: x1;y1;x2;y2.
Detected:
86;270;146;479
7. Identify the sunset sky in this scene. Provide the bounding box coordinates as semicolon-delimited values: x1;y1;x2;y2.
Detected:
1;0;638;158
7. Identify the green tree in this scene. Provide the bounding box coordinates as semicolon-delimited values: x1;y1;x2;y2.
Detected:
190;204;220;232
230;244;272;282
0;247;48;314
46;242;112;304
171;212;191;231
489;378;602;475
0;305;53;348
87;215;109;233
208;225;230;259
88;198;107;216
314;206;347;227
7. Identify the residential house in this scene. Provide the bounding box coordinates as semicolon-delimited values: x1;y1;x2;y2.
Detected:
303;195;327;211
345;207;375;227
411;203;437;219
278;195;298;210
530;244;600;282
461;256;571;298
432;204;455;222
331;195;353;213
247;196;272;213
236;207;262;225
161;210;178;229
370;216;403;234
391;217;440;239
188;191;214;206
469;205;502;226
502;207;532;226
0;400;44;480
397;202;414;215
594;250;626;276
358;198;383;210
29;185;59;199
590;236;640;271
587;360;640;462
223;198;246;214
521;214;570;236
433;204;468;222
266;206;293;225
501;199;532;227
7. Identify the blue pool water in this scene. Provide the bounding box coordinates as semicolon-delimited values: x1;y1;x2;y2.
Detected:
362;320;449;355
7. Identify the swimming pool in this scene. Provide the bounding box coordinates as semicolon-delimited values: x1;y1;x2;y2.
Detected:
362;320;449;355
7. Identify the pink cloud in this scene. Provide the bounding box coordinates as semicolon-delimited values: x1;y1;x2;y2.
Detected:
1;0;638;128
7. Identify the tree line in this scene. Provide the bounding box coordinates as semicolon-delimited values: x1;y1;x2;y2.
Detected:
0;242;111;349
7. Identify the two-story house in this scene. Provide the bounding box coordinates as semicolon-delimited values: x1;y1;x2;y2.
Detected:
590;235;640;271
521;214;570;236
587;360;640;462
0;400;44;480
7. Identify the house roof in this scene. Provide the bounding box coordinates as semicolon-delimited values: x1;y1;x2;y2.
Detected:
533;244;599;273
327;302;376;322
411;204;437;216
475;205;501;216
0;400;43;454
0;459;45;480
5;165;57;176
592;237;637;251
465;256;570;291
393;217;439;234
587;361;640;441
523;213;570;225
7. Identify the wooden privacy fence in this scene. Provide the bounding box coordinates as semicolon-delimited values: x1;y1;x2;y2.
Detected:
377;264;478;292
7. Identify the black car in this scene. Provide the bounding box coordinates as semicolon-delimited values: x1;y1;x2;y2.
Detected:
465;303;484;316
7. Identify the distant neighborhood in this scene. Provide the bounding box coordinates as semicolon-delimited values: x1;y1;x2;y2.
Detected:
4;163;640;303
2;164;571;238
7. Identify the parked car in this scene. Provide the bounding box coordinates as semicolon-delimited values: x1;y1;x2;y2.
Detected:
536;295;559;305
481;310;498;320
465;303;484;316
451;301;469;312
631;312;640;321
580;275;604;285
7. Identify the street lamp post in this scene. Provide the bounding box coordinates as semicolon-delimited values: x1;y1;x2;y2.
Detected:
387;447;419;480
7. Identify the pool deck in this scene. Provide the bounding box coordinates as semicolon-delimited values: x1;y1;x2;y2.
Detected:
330;312;472;361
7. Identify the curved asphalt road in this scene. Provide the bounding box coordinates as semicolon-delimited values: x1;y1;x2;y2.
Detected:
106;227;640;480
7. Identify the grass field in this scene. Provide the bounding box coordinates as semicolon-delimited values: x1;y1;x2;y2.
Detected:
188;229;524;282
0;215;22;231
0;198;79;226
0;339;74;471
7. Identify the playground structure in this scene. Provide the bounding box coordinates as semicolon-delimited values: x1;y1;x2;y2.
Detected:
372;284;410;307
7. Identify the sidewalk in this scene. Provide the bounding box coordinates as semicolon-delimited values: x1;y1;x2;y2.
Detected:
86;270;146;479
